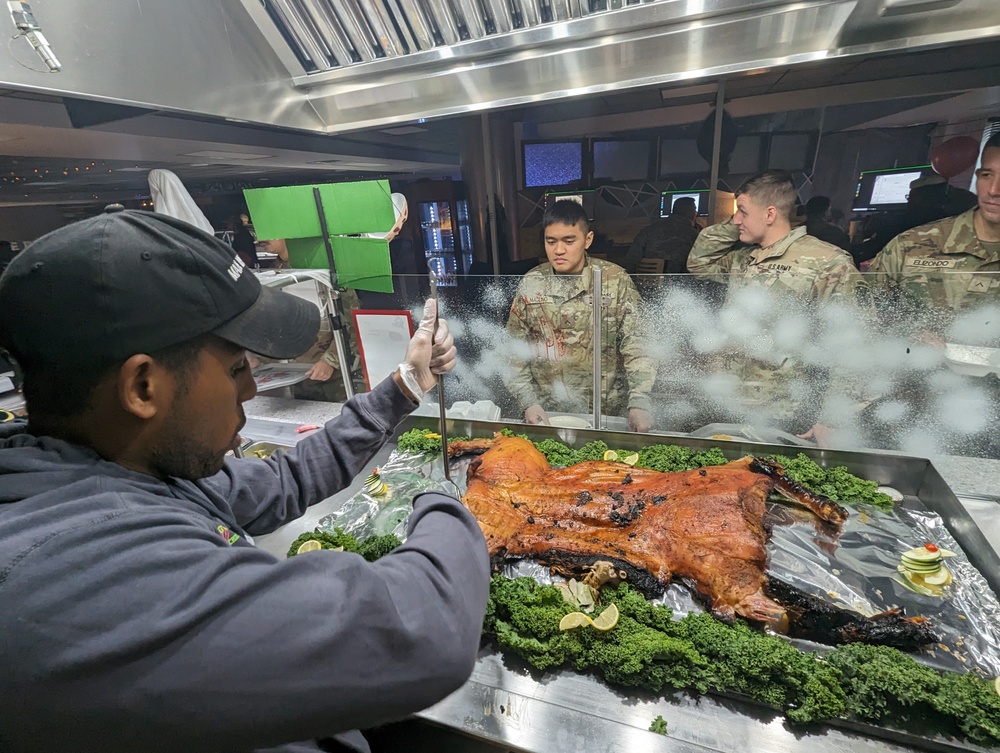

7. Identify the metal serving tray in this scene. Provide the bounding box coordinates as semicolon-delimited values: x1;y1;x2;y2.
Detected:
397;415;1000;753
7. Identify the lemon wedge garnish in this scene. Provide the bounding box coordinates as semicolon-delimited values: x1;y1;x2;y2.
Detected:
296;539;323;554
622;453;640;466
591;603;620;631
559;612;593;631
603;450;619;461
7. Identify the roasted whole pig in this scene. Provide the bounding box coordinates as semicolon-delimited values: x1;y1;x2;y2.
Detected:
452;435;936;647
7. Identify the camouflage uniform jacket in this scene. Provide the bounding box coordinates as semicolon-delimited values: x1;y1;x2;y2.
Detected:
507;257;655;415
687;220;865;302
867;209;1000;327
687;221;867;426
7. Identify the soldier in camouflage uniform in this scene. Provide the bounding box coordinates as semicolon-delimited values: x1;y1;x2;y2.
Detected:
507;200;656;432
687;170;867;440
860;135;1000;458
868;133;1000;336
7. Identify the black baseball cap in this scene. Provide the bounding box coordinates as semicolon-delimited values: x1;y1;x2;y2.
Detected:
0;210;319;363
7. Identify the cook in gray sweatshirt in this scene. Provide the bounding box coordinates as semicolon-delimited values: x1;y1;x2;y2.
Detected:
0;210;489;753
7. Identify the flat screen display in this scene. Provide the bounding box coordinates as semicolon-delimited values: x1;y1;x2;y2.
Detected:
659;139;709;176
593;139;651;182
545;190;596;220
767;133;813;172
523;141;584;188
660;190;710;217
852;165;931;212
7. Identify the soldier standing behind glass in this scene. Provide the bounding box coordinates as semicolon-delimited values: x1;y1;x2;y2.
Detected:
868;132;1000;339
687;170;866;445
507;200;656;432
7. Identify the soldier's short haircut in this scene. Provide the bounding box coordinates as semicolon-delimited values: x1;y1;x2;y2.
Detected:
543;199;590;233
985;131;1000;154
736;170;798;221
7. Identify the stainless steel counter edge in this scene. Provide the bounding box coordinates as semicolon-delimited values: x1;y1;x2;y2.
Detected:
244;395;1000;499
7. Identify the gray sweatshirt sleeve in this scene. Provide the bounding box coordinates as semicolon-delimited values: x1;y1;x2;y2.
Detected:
202;374;417;535
1;488;490;753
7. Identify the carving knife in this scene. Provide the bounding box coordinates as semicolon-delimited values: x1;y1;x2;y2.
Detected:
428;270;451;481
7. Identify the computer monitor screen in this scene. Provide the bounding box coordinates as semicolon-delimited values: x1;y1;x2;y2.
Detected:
767;133;813;172
659;139;708;176
660;190;709;217
523;141;584;188
545;190;596;220
593;139;651;182
852;165;931;212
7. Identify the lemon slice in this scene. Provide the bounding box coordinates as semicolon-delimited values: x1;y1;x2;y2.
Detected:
591;603;620;631
603;450;619;461
296;539;323;554
622;452;639;466
559;612;593;631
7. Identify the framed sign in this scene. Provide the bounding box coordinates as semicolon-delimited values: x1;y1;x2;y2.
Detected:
352;310;414;390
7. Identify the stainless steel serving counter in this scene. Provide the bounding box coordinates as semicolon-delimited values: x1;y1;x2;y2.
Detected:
248;405;1000;753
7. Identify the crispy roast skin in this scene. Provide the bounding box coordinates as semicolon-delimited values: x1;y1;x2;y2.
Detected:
457;435;936;647
462;435;790;626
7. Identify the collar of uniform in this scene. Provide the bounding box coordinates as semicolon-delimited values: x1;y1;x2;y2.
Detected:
942;208;995;259
748;225;806;264
537;257;595;298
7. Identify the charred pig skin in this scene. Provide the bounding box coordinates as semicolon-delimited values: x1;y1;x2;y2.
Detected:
458;435;933;648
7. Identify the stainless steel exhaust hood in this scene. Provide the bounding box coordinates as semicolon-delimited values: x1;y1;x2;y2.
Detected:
242;0;1000;132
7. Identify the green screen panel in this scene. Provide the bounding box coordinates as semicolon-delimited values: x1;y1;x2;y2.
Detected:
245;180;394;240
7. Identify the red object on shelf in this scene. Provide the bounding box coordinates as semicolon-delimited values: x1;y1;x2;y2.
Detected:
930;136;980;179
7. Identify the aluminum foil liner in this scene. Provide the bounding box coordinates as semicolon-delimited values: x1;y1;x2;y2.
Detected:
320;449;1000;676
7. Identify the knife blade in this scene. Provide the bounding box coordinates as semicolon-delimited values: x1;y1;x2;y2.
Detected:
428;270;451;481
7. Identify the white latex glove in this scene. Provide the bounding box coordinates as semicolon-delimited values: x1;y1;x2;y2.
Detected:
524;404;550;425
398;299;458;399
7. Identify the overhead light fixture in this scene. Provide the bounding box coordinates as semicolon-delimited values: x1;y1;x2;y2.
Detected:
181;150;272;161
659;83;718;101
380;125;428;135
7;1;60;72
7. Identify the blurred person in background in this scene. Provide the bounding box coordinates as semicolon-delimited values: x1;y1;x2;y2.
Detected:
252;238;361;402
507;200;656;432
852;173;979;267
804;195;852;253
624;195;701;274
229;212;259;268
147;168;214;235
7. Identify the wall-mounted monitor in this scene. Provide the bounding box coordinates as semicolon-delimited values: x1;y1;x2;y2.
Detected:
593;139;652;182
729;135;765;175
766;133;814;172
659;138;709;177
852;165;932;212
523;140;584;188
545;190;596;220
660;190;710;217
